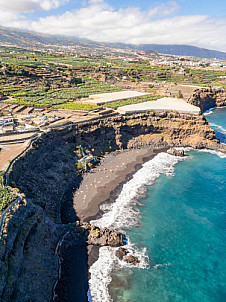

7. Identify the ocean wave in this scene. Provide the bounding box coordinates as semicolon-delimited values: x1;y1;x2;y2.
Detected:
91;152;184;230
209;123;226;134
198;149;226;159
89;152;185;301
204;106;226;116
204;108;215;115
153;263;173;269
89;247;114;302
89;239;150;302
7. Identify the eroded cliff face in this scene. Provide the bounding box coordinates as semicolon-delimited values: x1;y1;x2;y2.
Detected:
68;111;224;152
188;88;226;113
0;111;225;302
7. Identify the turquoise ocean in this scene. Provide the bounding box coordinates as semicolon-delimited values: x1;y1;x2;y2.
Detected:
89;107;226;302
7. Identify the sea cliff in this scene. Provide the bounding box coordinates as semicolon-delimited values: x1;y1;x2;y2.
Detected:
0;110;225;301
188;88;226;113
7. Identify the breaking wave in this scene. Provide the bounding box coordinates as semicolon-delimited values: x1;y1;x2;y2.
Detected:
198;149;226;159
89;151;186;301
209;122;226;134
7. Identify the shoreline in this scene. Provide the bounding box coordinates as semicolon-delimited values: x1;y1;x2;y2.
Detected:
73;146;169;268
74;146;168;222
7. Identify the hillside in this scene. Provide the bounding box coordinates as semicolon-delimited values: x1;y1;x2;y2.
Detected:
0;26;97;48
139;44;226;60
0;26;226;60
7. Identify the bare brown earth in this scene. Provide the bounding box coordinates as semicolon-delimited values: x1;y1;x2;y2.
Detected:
0;142;29;171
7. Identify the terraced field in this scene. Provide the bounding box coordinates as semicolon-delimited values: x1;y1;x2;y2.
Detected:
2;79;121;108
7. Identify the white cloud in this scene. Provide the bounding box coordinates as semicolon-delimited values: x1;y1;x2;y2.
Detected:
148;1;180;18
0;0;225;52
0;0;69;12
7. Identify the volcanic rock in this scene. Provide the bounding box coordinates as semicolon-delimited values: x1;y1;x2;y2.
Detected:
124;255;140;264
167;148;185;157
115;247;128;260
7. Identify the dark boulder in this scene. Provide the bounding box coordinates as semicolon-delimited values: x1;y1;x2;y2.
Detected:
115;247;128;260
124;255;140;264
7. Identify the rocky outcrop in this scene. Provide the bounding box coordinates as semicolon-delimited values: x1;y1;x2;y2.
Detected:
66;111;223;152
188;88;226;113
78;222;125;247
115;247;128;260
115;247;139;265
124;255;140;264
167;148;185;157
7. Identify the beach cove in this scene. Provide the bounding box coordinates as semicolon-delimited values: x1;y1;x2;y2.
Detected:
84;107;226;302
1;107;226;301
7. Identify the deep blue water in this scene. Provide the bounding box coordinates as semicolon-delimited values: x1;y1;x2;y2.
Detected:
205;107;226;143
110;107;226;302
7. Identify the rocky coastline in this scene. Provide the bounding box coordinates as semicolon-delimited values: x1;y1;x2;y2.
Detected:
188;88;226;113
0;106;226;301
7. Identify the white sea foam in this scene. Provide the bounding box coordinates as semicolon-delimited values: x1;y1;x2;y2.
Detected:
89;239;149;302
91;152;183;230
89;152;185;301
204;111;213;116
204;107;215;115
209;123;226;134
198;149;226;159
153;263;173;269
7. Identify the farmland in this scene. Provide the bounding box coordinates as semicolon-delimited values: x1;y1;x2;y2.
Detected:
100;94;161;109
2;79;121;107
0;46;225;112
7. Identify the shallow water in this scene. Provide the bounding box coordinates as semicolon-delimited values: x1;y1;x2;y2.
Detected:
89;107;226;302
111;150;226;302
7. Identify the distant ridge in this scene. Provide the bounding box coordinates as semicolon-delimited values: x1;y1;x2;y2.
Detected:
0;26;226;60
113;43;226;60
0;26;98;48
138;44;226;60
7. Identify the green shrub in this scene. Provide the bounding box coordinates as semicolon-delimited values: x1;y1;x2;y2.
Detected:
178;90;183;98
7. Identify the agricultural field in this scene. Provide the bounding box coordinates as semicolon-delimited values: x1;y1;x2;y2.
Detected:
54;103;99;110
104;94;161;109
142;68;226;88
1;78;121;108
0;46;225;112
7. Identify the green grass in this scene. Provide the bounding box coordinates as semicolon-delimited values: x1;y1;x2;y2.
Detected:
0;172;17;214
1;79;121;107
105;94;161;108
54;103;99;110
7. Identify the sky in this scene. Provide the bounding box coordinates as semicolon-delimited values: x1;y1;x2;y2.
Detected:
0;0;225;51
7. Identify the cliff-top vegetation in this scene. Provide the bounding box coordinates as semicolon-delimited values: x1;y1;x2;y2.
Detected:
0;171;17;214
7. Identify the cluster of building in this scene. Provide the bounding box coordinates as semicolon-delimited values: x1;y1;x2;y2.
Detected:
148;54;226;69
0;109;60;134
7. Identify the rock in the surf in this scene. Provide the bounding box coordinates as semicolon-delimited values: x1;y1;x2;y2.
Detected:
83;224;124;247
167;148;185;157
124;255;140;264
115;247;128;260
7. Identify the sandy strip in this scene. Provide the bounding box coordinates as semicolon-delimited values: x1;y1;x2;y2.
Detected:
73;146;168;268
73;147;167;223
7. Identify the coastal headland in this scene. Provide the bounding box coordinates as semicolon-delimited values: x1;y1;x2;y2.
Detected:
0;105;226;301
